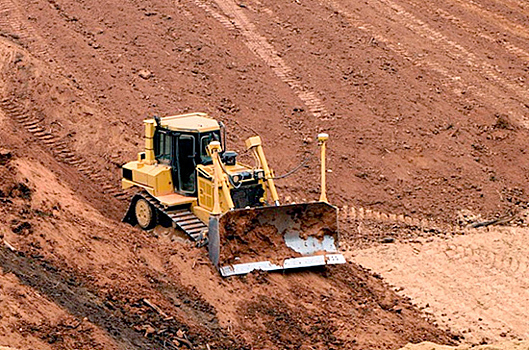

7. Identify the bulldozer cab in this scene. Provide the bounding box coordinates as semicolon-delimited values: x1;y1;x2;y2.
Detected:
154;125;221;196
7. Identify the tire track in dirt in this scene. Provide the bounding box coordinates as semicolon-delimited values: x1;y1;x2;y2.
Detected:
256;0;529;125
0;96;127;200
0;5;127;201
0;0;47;56
322;0;529;126
338;203;480;250
247;0;481;105
369;0;529;105
319;0;490;110
404;0;529;63
190;0;330;119
249;0;484;113
340;202;529;269
487;0;529;19
435;235;529;337
445;0;529;40
349;226;529;343
0;42;14;70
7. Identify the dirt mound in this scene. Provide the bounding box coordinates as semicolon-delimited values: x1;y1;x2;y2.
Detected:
233;264;456;349
217;202;337;265
0;150;36;243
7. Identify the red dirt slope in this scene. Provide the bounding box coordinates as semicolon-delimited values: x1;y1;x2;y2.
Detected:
2;0;529;348
0;138;454;349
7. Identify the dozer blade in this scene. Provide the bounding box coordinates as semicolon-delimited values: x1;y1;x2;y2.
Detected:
208;202;346;277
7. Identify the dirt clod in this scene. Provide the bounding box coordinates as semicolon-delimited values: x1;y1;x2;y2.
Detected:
10;220;32;236
0;149;12;165
138;70;153;80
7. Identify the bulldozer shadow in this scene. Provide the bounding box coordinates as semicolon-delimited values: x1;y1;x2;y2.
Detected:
153;225;192;245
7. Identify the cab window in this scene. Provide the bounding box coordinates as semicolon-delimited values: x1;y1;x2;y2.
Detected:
200;132;219;164
155;131;172;163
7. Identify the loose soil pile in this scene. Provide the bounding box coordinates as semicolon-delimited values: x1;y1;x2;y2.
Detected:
217;202;336;265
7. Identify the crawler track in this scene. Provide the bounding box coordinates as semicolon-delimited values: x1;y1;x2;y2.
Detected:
124;191;208;241
0;0;47;56
351;226;529;342
193;0;330;119
0;97;128;200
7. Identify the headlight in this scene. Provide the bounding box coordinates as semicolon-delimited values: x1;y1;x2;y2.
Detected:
255;171;264;179
232;175;240;183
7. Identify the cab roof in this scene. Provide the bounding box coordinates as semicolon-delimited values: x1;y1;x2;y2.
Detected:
157;113;220;133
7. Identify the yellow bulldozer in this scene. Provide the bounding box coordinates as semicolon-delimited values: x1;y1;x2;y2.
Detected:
121;113;345;276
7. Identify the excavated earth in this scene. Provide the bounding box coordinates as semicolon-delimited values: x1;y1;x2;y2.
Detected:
217;203;337;265
0;0;529;348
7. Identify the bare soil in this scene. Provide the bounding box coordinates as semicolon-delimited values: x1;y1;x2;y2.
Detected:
218;203;336;265
350;225;529;344
0;132;453;349
399;340;529;350
1;0;529;348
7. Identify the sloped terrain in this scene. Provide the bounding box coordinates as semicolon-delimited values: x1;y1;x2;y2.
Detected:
350;226;529;343
3;0;529;220
1;0;529;348
0;139;452;349
0;110;452;349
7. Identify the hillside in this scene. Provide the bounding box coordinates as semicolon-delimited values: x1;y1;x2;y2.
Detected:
1;0;529;348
